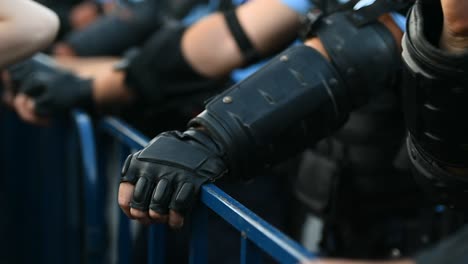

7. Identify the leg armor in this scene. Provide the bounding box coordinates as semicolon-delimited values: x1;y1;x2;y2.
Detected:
402;0;468;207
189;10;400;180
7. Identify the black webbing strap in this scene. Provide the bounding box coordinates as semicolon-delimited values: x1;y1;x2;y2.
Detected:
223;9;260;64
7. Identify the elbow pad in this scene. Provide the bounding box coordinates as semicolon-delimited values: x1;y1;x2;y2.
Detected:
402;0;468;206
189;10;400;180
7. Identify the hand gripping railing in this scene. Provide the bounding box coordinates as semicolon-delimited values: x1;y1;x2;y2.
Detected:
73;111;317;263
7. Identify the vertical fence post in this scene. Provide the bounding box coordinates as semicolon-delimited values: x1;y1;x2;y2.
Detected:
240;236;263;264
100;117;317;264
117;144;132;264
73;111;106;264
189;203;209;264
148;224;167;264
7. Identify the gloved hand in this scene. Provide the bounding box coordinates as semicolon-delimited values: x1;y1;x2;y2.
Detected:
18;70;93;116
120;129;227;225
7;53;63;93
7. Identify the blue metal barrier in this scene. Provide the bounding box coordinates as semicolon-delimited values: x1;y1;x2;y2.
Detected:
2;109;315;263
73;111;106;264
98;116;317;263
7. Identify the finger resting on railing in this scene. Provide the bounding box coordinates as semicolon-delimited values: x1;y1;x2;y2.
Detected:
149;209;169;223
118;182;134;218
129;207;152;225
168;210;184;229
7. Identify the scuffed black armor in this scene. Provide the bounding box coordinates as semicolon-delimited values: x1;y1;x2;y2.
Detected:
191;11;400;180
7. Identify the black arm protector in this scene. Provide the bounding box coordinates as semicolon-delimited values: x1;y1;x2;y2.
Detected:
65;0;163;56
190;46;349;180
316;11;400;107
402;0;468;206
189;11;399;181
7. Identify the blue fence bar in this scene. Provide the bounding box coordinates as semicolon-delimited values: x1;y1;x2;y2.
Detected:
72;110;106;264
99;116;317;263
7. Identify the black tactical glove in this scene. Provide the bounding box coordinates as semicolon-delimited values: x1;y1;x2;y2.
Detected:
17;68;93;117
7;54;60;94
121;129;227;215
8;54;94;116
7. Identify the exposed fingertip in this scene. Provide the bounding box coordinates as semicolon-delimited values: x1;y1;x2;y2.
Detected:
130;208;148;219
168;210;184;229
149;210;168;223
118;183;134;217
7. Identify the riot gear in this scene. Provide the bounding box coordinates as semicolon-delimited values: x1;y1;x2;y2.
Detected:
402;0;468;207
122;7;401;215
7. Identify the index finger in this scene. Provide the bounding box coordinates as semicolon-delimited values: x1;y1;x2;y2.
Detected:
118;182;135;219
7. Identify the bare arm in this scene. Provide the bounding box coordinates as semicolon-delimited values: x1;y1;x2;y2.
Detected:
0;0;59;67
182;0;302;77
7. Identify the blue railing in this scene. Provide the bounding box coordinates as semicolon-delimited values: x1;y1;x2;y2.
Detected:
72;111;317;263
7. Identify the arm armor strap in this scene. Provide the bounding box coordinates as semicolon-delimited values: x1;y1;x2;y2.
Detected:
223;9;261;64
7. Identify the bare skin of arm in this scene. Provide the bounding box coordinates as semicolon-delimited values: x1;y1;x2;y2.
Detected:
0;0;59;68
182;0;302;77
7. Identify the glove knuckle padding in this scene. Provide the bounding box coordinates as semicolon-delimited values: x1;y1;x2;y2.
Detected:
131;175;156;210
150;178;172;214
121;153;140;183
402;0;468;207
170;182;195;214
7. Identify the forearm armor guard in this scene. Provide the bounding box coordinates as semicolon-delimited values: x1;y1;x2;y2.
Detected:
190;8;400;180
